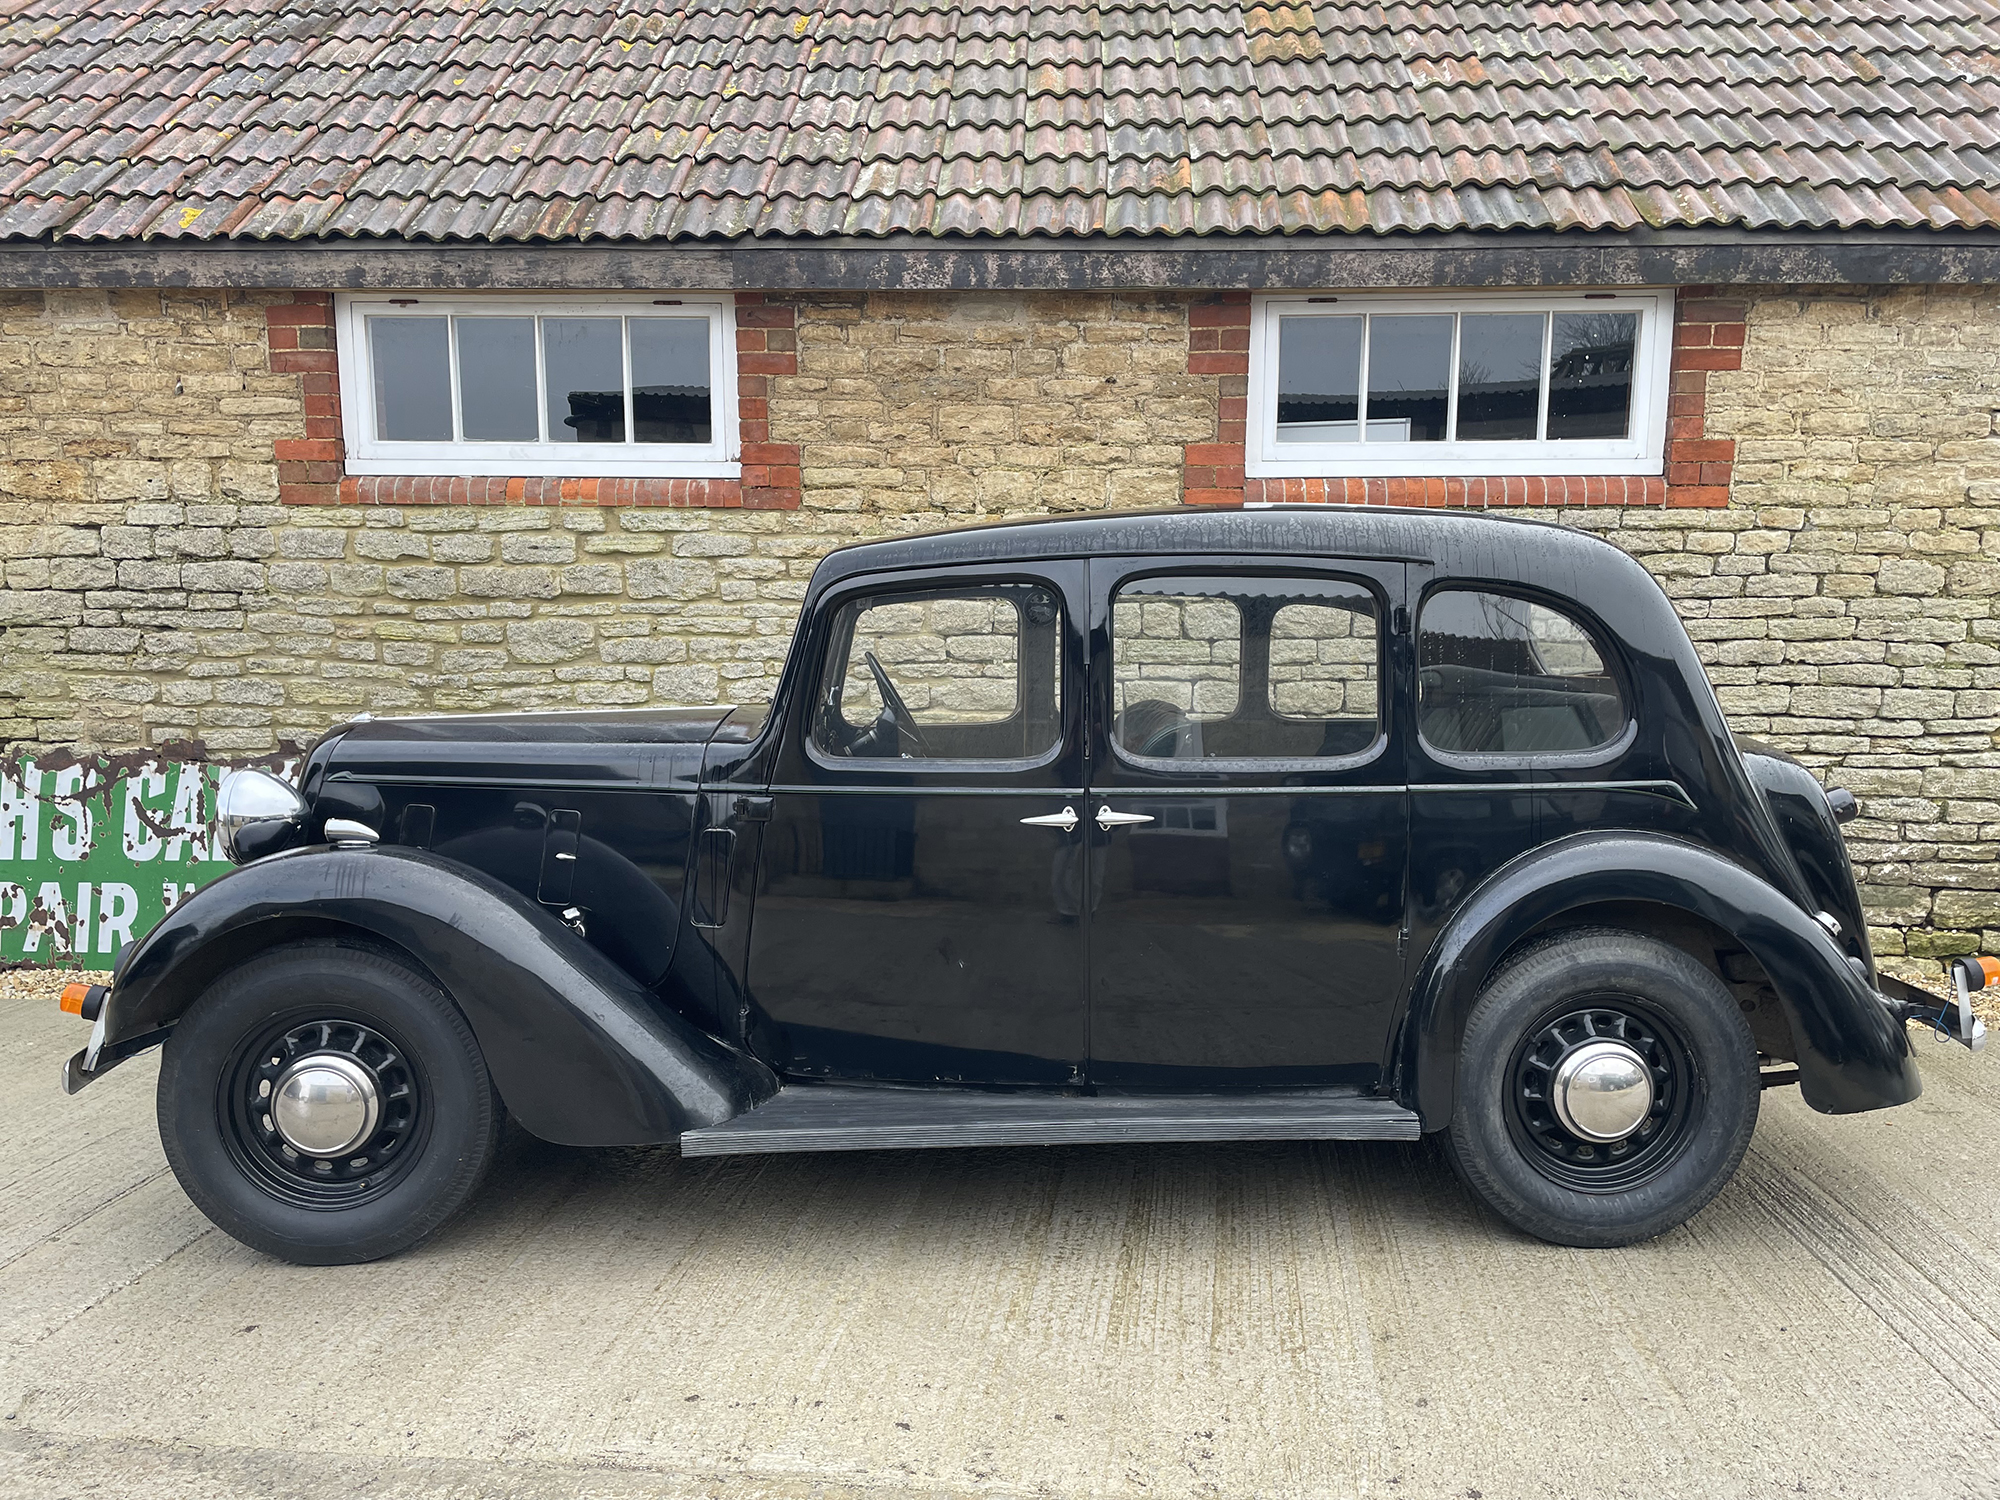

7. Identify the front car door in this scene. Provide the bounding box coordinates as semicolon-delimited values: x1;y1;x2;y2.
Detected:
1084;558;1410;1087
745;563;1089;1085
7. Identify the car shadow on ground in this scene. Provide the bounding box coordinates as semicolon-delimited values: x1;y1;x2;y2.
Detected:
425;1125;1507;1264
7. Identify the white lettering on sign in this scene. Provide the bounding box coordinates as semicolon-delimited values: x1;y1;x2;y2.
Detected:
0;764;40;861
95;881;138;952
167;764;211;862
50;765;97;862
26;881;69;956
123;767;168;861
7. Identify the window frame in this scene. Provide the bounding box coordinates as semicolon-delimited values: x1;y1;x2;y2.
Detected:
1246;289;1676;480
1414;583;1637;770
334;293;740;477
805;578;1069;776
1107;567;1390;775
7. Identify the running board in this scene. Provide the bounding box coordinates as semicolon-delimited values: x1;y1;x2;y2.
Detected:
679;1085;1421;1156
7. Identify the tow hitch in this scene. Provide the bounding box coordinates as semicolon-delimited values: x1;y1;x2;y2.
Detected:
1881;960;1990;1053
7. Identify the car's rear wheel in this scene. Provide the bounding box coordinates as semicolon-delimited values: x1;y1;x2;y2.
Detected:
158;941;502;1265
1443;928;1758;1247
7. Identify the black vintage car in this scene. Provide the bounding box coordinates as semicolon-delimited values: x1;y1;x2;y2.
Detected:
57;509;1986;1263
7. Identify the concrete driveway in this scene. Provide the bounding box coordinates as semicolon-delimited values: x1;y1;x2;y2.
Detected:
2;982;1996;1500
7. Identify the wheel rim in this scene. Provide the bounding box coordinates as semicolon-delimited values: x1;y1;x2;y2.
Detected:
1505;1001;1698;1193
221;1014;428;1210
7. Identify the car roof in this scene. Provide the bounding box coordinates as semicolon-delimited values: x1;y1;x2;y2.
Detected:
809;506;1640;590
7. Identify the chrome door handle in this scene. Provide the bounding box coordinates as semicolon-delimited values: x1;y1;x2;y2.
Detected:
1020;805;1079;832
1096;805;1155;830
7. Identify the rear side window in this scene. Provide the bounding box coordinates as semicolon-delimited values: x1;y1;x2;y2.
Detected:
1418;590;1626;756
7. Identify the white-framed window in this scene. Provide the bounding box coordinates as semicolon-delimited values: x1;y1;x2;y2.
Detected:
334;293;739;477
1246;290;1675;479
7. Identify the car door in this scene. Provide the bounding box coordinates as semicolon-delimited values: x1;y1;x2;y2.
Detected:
744;563;1089;1085
1083;557;1411;1087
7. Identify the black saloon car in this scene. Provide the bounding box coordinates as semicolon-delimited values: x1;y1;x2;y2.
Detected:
57;508;1986;1262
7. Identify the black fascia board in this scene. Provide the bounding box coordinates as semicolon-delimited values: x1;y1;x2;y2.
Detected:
5;227;2000;290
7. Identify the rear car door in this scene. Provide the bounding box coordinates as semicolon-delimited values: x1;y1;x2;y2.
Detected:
1083;558;1410;1087
745;564;1089;1085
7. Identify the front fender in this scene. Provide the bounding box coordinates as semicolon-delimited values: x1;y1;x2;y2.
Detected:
81;844;776;1146
1401;832;1919;1128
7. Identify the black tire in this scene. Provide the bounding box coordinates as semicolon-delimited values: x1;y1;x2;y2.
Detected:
1443;928;1758;1248
158;941;502;1265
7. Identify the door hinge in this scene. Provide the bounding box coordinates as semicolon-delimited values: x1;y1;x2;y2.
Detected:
1392;605;1411;636
1397;925;1410;961
734;795;774;823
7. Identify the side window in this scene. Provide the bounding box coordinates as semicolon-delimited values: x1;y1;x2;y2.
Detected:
812;583;1062;762
1418;590;1626;756
1112;577;1381;761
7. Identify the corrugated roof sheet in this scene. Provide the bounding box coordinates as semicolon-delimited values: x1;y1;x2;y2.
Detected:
2;0;1999;242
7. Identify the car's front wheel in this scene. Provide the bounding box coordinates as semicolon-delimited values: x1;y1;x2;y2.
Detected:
1444;928;1758;1247
158;941;502;1265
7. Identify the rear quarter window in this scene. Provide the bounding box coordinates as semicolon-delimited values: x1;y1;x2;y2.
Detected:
1418;590;1627;757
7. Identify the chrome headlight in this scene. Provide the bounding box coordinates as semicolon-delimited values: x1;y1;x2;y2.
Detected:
216;768;305;864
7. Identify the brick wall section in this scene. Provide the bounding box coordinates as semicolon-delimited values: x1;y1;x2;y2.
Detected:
1665;288;1746;508
733;293;804;510
3;283;1999;981
1181;292;1251;506
1182;289;1745;509
269;292;340;505
275;292;803;509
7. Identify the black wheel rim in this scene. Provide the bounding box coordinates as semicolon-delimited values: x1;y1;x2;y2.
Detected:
220;1013;429;1210
1504;1000;1698;1194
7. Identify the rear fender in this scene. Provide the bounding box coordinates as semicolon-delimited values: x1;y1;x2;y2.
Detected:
1400;832;1918;1128
80;844;777;1145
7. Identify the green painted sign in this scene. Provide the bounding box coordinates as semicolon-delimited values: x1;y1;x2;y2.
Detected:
0;757;256;967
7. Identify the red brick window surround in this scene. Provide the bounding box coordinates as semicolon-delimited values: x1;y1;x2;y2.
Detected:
1182;288;1743;510
272;291;800;509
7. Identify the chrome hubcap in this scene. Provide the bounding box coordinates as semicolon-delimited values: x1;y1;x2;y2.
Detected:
1550;1039;1654;1143
270;1052;381;1158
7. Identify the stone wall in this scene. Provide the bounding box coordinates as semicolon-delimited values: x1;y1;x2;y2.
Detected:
0;288;1207;753
1570;286;2000;972
4;282;2000;972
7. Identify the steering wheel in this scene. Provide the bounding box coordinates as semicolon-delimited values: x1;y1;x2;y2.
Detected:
863;650;931;757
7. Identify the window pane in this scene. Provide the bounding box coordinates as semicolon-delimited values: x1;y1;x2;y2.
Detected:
814;584;1061;761
1112;586;1241;759
1270;596;1378;734
630;318;713;444
1548;311;1637;439
368;317;452;441
1455;313;1545;441
1418;590;1625;756
543;317;626;443
1365;314;1451;442
454;318;539;441
1276;315;1361;442
1113;578;1379;761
